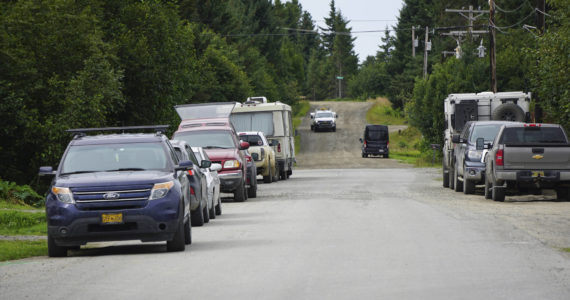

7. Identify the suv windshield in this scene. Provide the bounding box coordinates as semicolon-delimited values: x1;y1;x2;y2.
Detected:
174;131;236;149
61;143;168;174
469;124;503;143
316;112;333;118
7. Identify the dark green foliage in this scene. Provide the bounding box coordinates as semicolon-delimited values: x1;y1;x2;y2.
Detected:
0;180;43;207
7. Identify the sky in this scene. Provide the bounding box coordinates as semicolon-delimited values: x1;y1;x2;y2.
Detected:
297;0;404;62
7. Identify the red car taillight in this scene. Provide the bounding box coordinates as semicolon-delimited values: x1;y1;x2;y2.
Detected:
277;143;281;152
364;140;367;148
190;187;195;195
187;170;193;176
495;149;504;166
247;156;252;162
387;141;389;149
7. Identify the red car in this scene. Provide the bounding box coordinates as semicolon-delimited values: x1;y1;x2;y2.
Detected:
173;103;250;202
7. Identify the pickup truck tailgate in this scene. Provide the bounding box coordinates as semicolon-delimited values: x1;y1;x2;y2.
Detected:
504;146;570;170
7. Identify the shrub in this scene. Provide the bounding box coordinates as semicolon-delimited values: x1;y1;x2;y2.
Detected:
0;180;44;207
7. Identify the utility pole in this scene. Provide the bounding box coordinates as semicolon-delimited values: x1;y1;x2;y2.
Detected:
442;6;488;58
536;0;545;33
444;6;488;40
412;26;416;57
489;0;497;92
423;26;429;78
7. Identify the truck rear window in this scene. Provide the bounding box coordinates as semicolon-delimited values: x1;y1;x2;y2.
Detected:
500;127;568;145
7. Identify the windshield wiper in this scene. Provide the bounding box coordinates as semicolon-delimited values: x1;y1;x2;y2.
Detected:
105;168;146;172
203;146;229;149
60;170;99;176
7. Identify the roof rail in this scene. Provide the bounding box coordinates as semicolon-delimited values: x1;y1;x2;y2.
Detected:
66;125;169;138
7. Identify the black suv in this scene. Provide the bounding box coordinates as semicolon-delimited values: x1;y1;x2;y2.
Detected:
360;125;389;158
451;121;518;194
39;126;193;257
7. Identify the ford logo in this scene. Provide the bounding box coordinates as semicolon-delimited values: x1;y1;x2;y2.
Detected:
103;192;120;200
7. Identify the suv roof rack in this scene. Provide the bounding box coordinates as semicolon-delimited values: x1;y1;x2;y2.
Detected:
66;125;169;138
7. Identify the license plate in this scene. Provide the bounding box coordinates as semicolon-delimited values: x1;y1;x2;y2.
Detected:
101;213;123;224
532;171;545;178
378;150;384;153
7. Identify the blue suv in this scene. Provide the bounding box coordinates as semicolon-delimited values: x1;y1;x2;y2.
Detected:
39;126;193;257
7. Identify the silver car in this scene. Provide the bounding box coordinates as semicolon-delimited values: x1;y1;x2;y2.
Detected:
193;147;222;216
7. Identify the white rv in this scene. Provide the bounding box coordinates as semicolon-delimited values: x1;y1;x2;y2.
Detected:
231;97;295;180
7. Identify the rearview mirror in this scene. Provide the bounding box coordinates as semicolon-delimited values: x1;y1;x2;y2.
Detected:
176;160;193;171
476;138;485;150
451;134;462;144
200;160;212;169
39;166;55;176
239;141;250;150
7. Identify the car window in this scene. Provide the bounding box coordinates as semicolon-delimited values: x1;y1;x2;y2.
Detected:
469;124;503;143
174;131;237;149
185;145;199;165
61;143;169;174
500;127;567;144
316;112;333;118
241;135;263;146
365;129;387;141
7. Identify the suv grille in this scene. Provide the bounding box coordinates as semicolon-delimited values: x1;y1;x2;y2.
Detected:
72;185;153;203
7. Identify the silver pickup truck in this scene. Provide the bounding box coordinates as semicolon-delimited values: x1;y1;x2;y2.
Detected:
484;123;570;202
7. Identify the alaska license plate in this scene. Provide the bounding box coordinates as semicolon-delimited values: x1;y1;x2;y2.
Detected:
101;213;123;224
532;171;545;178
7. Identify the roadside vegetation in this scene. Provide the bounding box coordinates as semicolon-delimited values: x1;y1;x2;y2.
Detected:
0;241;47;262
293;100;311;155
365;99;434;166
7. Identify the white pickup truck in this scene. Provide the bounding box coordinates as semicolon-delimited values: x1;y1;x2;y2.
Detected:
484;123;570;202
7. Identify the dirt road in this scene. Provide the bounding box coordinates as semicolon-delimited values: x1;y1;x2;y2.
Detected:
295;101;409;169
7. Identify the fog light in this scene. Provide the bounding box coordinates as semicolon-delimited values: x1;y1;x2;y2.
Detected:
469;170;476;175
60;228;68;235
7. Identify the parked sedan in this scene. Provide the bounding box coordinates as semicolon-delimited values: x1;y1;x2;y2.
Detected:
170;140;211;226
192;147;222;217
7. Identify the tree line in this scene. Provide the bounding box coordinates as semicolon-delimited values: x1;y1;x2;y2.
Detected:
0;0;360;185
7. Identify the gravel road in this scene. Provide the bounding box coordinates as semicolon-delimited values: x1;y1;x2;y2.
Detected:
295;101;409;169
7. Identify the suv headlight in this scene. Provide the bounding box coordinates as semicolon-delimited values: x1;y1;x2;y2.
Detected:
52;187;75;204
149;181;174;200
223;160;240;169
467;150;483;161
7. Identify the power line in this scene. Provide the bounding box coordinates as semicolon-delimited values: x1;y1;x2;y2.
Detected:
495;1;533;13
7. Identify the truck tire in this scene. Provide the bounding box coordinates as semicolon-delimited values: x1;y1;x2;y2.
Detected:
453;165;463;192
184;219;192;245
203;203;210;223
263;166;273;183
248;180;257;198
449;166;455;190
492;185;505;202
47;234;68;257
234;183;246;202
443;165;450;188
463;167;475;194
484;175;492;199
492;103;525;122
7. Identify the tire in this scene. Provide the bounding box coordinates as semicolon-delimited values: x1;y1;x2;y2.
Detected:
47;234;68;257
449;165;455;190
191;200;205;226
167;217;185;252
203;203;210;223
234;183;246;202
248;180;257;198
209;199;216;219
492;186;505;202
484;175;492;199
184;219;192;245
215;195;222;216
556;188;569;201
453;165;463;192
384;154;389;158
463;168;475;194
492;103;525;122
280;169;287;180
332;127;336;132
263;165;272;183
443;165;450;188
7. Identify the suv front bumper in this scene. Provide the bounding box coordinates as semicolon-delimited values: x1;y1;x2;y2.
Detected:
46;193;182;247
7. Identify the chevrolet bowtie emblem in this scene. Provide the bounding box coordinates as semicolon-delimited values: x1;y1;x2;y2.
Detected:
532;154;544;160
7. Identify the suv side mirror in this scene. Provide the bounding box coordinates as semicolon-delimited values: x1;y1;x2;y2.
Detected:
476;138;485;150
451;134;462;144
484;143;492;150
239;141;250;150
200;160;212;169
176;160;193;171
39;166;55;176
